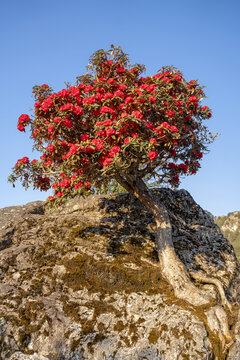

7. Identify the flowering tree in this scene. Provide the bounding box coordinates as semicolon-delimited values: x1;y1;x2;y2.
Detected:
9;45;226;310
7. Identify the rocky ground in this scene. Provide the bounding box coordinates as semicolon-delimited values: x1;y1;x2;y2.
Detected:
0;188;240;359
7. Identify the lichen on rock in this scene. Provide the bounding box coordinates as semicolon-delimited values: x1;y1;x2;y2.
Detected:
0;189;239;359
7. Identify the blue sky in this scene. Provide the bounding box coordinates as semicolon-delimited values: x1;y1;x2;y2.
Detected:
1;0;239;216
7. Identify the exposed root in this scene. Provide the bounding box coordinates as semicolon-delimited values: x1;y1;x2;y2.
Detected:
189;270;233;312
113;174;236;354
205;305;233;352
158;247;214;307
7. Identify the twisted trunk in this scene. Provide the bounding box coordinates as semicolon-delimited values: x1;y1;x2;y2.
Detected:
113;172;233;348
117;174;213;306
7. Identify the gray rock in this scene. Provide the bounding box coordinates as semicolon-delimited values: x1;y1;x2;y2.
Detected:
0;189;239;359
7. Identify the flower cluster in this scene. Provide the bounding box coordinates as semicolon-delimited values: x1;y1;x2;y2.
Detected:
10;46;214;206
17;114;30;132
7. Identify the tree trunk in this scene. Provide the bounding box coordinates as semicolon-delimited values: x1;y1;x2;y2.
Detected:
114;172;234;347
114;172;213;306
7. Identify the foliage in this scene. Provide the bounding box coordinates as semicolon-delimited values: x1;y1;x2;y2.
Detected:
9;45;215;206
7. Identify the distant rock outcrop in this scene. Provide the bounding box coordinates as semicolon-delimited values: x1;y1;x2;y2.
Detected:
215;212;240;260
0;189;239;359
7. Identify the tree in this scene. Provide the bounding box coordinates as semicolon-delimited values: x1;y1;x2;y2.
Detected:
10;45;229;312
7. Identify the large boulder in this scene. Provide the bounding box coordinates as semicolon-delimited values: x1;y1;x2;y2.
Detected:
0;189;239;359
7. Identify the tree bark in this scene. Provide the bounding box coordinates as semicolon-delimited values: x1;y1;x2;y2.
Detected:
114;172;213;306
114;172;233;346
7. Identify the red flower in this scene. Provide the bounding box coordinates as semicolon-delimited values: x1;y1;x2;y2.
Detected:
166;110;175;118
17;123;25;132
161;122;170;129
103;157;113;167
189;96;198;102
109;145;120;157
104;92;114;100
84;85;93;93
34;102;41;109
63;119;73;128
74;182;84;189
83;96;96;105
125;96;134;104
175;101;182;107
53;117;61;123
107;78;115;84
170;126;178;133
117;67;126;74
95;93;104;101
100;106;115;114
46;144;55;153
60;103;75;111
81;134;89;141
102;119;113;126
162;77;171;83
114;90;125;98
16;157;30;166
178;163;188;173
48;125;54;134
124;137;131;144
118;84;127;90
132;111;143;119
148;151;158;160
92;138;105;150
149;96;156;103
18;114;30;123
131;133;139;138
106;128;116;137
69;86;81;97
75;106;83;115
47;196;55;201
60;179;71;188
57;89;69;98
175;75;182;81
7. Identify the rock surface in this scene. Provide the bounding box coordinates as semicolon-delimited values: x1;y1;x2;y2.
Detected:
0;188;239;359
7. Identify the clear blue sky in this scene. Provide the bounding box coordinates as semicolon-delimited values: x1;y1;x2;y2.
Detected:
1;0;239;216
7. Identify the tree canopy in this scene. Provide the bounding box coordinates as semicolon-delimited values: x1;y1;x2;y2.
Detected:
9;45;214;206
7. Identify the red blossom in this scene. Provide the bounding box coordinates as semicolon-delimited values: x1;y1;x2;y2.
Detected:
106;128;116;137
132;111;143;119
175;101;182;107
84;85;94;93
83;96;96;105
69;86;81;97
149;96;156;103
148;151;158;160
11;46;212;206
81;134;89;141
56;192;64;197
60;103;75;112
104;92;114;100
168;162;177;169
189;96;198;102
100;106;115;114
48;125;55;134
166;110;175;119
162;77;171;83
17;123;25;132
